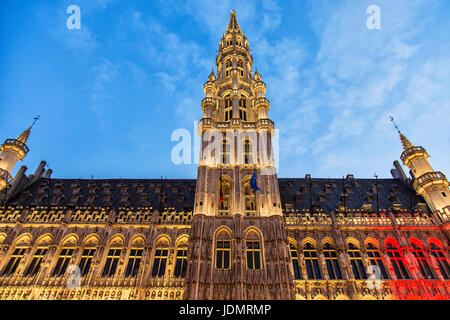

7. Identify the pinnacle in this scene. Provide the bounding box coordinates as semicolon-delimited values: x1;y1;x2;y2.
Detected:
16;128;31;144
226;10;242;34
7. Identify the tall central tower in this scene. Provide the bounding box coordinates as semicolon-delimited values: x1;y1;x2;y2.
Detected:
184;11;294;300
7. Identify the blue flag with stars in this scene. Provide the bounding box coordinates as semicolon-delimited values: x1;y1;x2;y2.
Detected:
250;171;261;194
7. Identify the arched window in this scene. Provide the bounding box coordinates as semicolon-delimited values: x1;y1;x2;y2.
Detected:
323;243;342;280
79;248;96;276
174;246;188;278
215;230;231;270
221;138;231;164
224;97;233;121
239;96;247;121
243;179;257;216
290;243;301;280
347;243;367;280
24;247;49;276
243;139;253;165
366;243;388;279
125;247;143;277
386;243;409;280
237;60;244;76
430;243;450;279
102;248;121;277
52;247;75;276
303;243;321;280
2;246;28;276
218;177;231;215
410;242;435;280
152;239;169;278
246;231;262;270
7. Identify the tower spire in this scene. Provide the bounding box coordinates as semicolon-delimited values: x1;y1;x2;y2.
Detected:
390;116;414;151
17;115;40;144
226;10;241;34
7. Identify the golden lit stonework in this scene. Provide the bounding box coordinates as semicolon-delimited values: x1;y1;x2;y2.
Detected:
0;12;448;301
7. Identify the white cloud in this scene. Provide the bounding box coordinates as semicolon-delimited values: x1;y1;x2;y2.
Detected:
274;0;450;178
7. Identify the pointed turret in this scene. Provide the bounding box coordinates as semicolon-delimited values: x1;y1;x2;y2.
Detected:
0;117;38;190
399;132;414;151
16;127;31;145
391;117;450;223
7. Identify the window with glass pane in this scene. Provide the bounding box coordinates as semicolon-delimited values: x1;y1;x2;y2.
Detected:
222;139;231;164
79;248;96;276
102;249;121;277
290;244;301;280
52;248;74;276
152;248;168;277
244;140;253;165
174;248;188;278
430;244;450;279
246;241;262;270
366;243;388;279
304;243;322;280
216;240;231;270
347;244;367;280
224;98;232;122
386;243;409;280
24;247;48;276
2;247;27;276
125;248;143;277
411;243;435;280
323;243;342;280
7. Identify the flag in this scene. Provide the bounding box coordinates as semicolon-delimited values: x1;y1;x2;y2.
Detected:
219;174;224;203
250;171;261;194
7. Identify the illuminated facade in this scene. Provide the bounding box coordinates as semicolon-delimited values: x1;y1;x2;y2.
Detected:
0;11;448;300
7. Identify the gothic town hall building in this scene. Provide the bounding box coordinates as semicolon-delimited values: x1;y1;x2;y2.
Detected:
0;12;449;301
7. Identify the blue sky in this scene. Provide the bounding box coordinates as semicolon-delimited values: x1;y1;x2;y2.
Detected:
1;0;449;180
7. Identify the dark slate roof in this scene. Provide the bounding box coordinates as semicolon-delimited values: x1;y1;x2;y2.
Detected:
7;177;428;213
8;179;197;212
278;177;427;213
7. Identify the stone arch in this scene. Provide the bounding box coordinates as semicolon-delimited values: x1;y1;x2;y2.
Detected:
244;226;263;241
301;237;317;248
36;233;53;245
109;234;125;247
314;294;328;300
384;237;400;248
427;237;444;248
154;234;171;247
335;295;350;300
14;233;32;246
288;237;298;248
61;233;79;246
321;237;336;247
175;234;189;247
83;234;100;246
409;237;424;249
130;234;145;247
362;295;377;300
345;237;361;248
364;237;381;248
295;294;306;300
214;226;232;240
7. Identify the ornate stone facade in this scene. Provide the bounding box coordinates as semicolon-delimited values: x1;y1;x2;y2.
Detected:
0;11;448;300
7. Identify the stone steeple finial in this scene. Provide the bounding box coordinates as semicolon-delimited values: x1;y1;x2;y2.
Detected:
226;10;241;34
390;116;414;151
